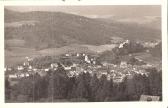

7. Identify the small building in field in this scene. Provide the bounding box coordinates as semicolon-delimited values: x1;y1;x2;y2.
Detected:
140;95;160;101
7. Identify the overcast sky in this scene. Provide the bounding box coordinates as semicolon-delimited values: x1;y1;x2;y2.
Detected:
6;5;161;18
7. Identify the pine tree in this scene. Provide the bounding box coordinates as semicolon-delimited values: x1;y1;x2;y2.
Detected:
89;74;99;101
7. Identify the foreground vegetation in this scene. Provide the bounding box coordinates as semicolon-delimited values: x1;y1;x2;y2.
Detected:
5;65;162;102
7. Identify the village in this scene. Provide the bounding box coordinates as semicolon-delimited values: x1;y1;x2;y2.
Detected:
5;40;160;85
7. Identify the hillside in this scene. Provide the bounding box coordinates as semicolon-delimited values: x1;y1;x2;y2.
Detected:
5;9;161;50
150;42;162;58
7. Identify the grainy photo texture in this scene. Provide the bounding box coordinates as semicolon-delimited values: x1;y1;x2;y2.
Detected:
4;6;162;102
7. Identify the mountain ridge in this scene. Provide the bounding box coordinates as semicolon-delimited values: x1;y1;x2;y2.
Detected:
5;9;161;50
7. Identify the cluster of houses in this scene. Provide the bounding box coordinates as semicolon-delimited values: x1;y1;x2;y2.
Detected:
5;53;97;79
142;40;161;48
5;50;158;84
5;38;161;84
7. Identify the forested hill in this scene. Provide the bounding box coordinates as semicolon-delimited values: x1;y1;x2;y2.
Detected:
5;9;161;49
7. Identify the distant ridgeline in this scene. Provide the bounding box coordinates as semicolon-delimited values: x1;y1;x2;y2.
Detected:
5;9;161;50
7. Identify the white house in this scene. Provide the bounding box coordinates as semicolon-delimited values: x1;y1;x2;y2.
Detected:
20;73;25;78
76;53;80;57
4;67;7;72
25;73;30;77
33;68;38;71
28;58;33;62
28;66;32;70
65;53;70;57
120;61;127;68
44;68;49;72
64;66;71;70
18;66;24;71
51;63;58;69
23;62;29;66
8;67;12;71
9;74;18;79
93;61;96;65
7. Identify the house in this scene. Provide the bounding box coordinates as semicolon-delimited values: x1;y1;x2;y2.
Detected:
17;66;24;71
28;66;32;70
27;58;33;62
25;56;33;61
140;95;160;101
5;67;13;72
76;53;80;57
19;73;25;78
76;66;84;73
44;68;49;72
4;67;7;72
65;53;70;57
83;70;87;73
9;74;18;79
92;60;96;65
7;67;12;71
62;63;73;71
120;61;127;68
119;43;124;48
23;61;29;66
51;63;58;69
101;61;108;66
119;40;130;48
107;74;111;80
84;55;91;63
113;76;124;83
33;68;38;71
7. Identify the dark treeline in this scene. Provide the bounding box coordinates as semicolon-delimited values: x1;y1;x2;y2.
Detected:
5;66;162;102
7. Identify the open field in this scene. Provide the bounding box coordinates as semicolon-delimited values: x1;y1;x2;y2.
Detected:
5;47;40;66
5;39;25;47
6;44;115;66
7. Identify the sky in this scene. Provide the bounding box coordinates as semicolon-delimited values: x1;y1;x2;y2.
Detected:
5;5;161;29
6;5;161;18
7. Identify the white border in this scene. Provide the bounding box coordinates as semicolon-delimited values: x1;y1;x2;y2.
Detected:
0;0;167;108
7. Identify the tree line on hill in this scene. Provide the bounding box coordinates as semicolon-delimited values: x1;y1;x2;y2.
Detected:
99;41;162;64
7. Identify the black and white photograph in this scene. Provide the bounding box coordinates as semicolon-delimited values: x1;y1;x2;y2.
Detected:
4;5;162;102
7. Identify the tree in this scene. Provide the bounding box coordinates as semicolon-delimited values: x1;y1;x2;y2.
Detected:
147;68;162;96
89;74;99;101
74;73;90;99
67;77;77;99
95;75;113;101
5;78;11;101
48;66;68;101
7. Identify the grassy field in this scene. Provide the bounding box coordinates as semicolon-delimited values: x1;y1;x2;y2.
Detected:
132;52;161;64
5;39;25;47
5;47;41;66
5;44;97;66
82;44;117;53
